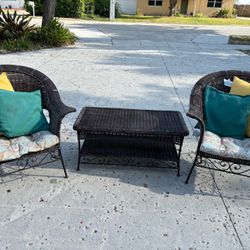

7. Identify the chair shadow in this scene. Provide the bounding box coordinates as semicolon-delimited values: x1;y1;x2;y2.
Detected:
1;140;249;201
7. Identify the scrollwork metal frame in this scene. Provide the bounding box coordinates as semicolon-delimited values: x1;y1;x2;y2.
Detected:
80;155;178;169
77;134;184;175
185;150;250;184
0;144;68;179
195;153;250;177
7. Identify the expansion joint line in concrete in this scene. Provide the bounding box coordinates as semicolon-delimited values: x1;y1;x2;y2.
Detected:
159;50;244;248
210;171;244;250
190;33;202;49
97;28;114;45
158;50;194;131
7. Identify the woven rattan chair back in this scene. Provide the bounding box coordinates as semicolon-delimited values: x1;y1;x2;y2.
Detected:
0;65;56;112
186;70;250;183
0;65;76;178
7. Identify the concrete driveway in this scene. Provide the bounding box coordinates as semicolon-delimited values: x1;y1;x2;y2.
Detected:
0;21;250;250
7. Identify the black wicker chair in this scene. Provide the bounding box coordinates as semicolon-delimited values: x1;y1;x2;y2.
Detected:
185;70;250;184
0;65;76;178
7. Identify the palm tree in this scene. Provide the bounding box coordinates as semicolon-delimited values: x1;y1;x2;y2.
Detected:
42;0;56;26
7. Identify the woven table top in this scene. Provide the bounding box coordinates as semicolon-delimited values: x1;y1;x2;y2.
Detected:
74;107;189;137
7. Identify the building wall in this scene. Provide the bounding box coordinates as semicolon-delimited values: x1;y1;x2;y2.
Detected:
117;0;137;14
187;0;234;16
0;0;24;9
137;0;170;15
174;0;184;14
137;0;234;16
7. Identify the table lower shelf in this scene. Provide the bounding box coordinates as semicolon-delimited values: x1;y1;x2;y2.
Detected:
79;137;179;169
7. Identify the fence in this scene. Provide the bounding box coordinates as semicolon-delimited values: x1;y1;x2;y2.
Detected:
235;4;250;17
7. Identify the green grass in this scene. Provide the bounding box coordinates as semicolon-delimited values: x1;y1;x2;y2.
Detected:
0;38;43;53
82;14;250;26
81;13;109;21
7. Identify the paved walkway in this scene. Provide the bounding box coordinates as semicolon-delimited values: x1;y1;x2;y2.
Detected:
0;21;250;250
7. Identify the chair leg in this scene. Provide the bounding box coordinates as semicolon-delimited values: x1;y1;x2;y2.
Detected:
58;148;68;178
0;163;2;175
77;137;81;171
185;156;197;184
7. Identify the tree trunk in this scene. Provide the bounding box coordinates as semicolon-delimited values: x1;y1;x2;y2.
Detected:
168;0;177;16
42;0;56;27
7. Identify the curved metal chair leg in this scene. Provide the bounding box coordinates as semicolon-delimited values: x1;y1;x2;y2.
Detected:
58;148;68;178
185;157;197;184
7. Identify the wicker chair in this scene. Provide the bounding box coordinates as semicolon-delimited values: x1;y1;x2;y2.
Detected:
185;70;250;184
0;65;76;178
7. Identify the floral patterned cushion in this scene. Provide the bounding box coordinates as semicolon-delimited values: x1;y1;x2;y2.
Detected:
0;131;59;162
200;131;250;160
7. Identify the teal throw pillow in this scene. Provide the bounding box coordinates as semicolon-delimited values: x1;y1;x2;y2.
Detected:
0;90;49;138
204;87;250;139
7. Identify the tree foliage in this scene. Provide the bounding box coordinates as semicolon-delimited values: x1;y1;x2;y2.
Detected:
25;0;85;18
55;0;85;18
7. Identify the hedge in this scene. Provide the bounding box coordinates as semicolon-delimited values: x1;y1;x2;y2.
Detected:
24;0;120;18
24;0;85;18
85;0;121;18
55;0;85;18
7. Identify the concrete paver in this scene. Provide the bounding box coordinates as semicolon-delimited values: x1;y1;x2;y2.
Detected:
0;20;249;250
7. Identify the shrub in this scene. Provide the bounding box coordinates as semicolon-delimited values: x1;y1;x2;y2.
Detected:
94;0;109;17
216;8;230;18
0;8;37;39
0;37;40;52
85;0;95;16
115;2;121;18
174;12;182;17
0;14;76;53
56;0;85;18
215;8;236;18
24;0;122;19
232;8;237;17
195;12;204;18
136;9;144;16
25;0;84;18
34;19;76;47
93;0;121;18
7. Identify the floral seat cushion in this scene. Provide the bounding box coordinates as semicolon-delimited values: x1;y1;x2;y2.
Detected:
200;131;250;160
0;131;59;162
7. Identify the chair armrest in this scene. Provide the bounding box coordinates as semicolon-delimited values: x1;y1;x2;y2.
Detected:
54;101;76;117
49;101;76;136
187;108;205;153
187;91;205;128
187;111;205;129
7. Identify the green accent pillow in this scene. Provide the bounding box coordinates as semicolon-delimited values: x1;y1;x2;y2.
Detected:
0;90;49;138
204;87;250;139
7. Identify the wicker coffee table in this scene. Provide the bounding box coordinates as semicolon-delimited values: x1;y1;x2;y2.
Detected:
73;107;189;175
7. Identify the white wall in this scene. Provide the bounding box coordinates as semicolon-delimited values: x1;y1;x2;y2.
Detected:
117;0;137;14
0;0;24;9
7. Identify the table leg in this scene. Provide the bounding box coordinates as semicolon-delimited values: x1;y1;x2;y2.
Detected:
177;137;184;176
77;133;81;171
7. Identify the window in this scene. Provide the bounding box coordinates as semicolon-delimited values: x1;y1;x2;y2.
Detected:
148;0;163;6
207;0;222;8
